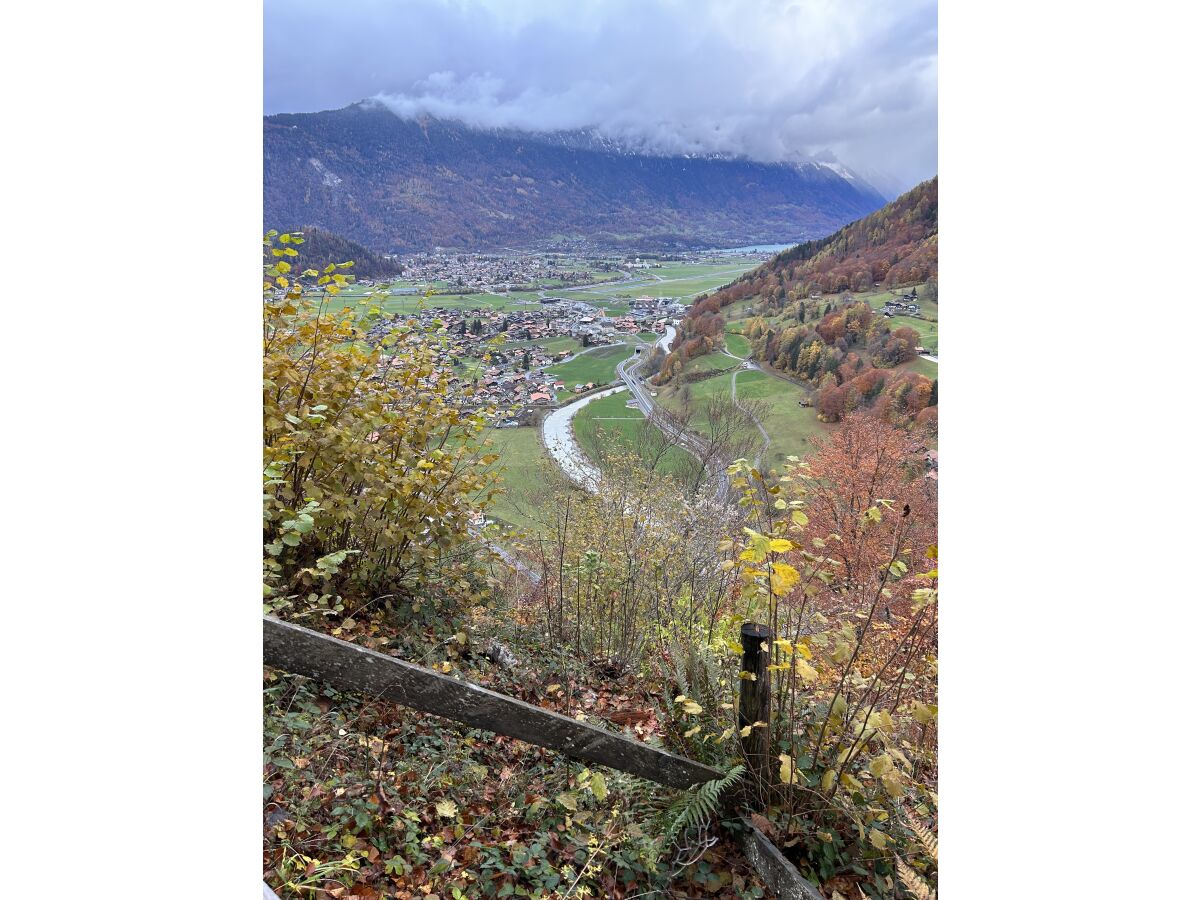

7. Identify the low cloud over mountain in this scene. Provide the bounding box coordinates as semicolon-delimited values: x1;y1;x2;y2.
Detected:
265;0;937;191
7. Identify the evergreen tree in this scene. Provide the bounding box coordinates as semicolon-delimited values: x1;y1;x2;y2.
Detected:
929;378;938;406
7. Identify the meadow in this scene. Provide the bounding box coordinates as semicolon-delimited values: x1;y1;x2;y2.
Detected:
545;344;636;398
481;426;557;532
572;391;694;478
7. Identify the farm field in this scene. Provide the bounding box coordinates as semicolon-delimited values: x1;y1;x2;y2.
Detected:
724;331;751;357
572;391;693;478
658;363;829;466
482;426;557;532
545;344;636;398
732;370;831;466
504;334;582;355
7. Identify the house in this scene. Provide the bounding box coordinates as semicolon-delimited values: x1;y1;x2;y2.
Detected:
529;392;552;404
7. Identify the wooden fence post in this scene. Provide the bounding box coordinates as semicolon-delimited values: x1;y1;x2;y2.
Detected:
739;621;773;798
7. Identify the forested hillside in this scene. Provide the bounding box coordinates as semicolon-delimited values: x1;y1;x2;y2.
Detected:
275;225;404;280
263;103;887;253
696;177;937;309
656;180;939;428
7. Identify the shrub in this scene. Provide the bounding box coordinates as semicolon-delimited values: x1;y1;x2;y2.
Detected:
262;232;502;621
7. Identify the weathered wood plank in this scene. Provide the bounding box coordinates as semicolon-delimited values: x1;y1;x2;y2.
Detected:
263;616;722;789
739;622;773;796
736;818;826;900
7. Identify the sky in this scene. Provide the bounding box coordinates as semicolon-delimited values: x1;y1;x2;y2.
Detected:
264;0;937;191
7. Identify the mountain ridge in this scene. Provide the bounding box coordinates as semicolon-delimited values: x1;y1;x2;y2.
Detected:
264;103;889;254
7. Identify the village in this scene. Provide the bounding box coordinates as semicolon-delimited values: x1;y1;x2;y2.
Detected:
366;295;683;422
384;252;615;293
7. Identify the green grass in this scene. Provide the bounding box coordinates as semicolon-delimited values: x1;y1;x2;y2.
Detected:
638;332;659;342
730;371;830;464
724;332;751;358
545;345;635;398
683;354;737;375
573;391;693;478
504;335;582;355
482;426;557;532
900;356;939;380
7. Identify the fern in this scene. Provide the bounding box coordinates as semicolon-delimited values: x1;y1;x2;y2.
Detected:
895;807;937;899
662;764;745;847
895;857;935;900
905;809;938;862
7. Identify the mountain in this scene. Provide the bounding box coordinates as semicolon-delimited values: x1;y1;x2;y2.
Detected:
692;177;937;310
272;225;404;281
263;103;888;254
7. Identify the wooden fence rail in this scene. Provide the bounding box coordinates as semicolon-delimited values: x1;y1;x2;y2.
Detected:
263;616;722;789
263;616;824;899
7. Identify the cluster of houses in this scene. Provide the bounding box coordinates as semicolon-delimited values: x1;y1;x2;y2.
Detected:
364;303;667;420
881;292;921;318
395;252;600;293
630;296;687;318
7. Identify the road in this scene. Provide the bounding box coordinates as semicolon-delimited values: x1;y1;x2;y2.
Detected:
615;326;736;496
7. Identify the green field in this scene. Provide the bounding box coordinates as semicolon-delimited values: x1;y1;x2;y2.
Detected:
657;363;829;467
900;356;939;380
503;334;582;355
545;344;636;398
573;391;693;478
724;332;751;358
731;371;831;465
482;426;558;532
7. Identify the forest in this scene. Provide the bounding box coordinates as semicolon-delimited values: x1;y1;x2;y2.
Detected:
693;178;937;308
275;225;405;280
263;233;938;899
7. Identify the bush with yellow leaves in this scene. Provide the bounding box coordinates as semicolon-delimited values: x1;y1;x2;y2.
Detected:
263;231;502;622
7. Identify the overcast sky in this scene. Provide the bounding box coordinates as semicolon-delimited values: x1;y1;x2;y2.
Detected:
264;0;937;190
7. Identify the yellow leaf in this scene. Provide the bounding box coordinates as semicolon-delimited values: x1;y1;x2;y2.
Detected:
795;659;818;684
869;829;889;850
556;791;578;811
768;538;794;553
684;725;701;738
435;799;458;819
739;721;766;737
779;753;800;785
590;771;608;801
868;753;893;779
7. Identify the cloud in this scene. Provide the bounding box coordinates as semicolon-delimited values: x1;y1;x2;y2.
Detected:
265;0;937;189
